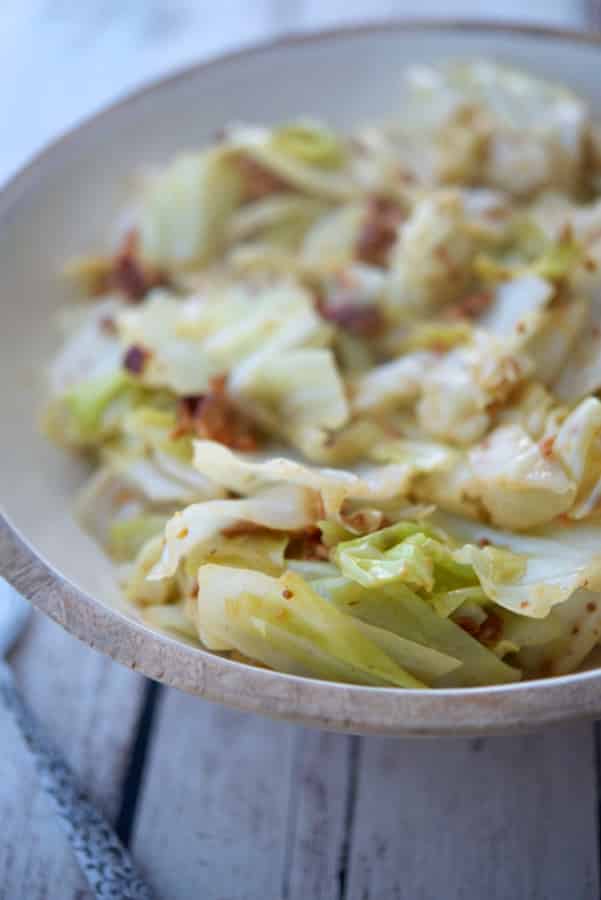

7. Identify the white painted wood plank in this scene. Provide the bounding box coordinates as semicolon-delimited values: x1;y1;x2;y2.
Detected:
132;692;297;900
10;611;146;818
346;725;599;900
586;0;601;29
285;730;354;900
284;0;586;29
0;604;146;900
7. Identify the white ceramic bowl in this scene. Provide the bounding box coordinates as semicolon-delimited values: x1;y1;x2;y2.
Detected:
3;21;601;736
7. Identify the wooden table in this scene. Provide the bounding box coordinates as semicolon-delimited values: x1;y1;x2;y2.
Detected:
1;2;601;898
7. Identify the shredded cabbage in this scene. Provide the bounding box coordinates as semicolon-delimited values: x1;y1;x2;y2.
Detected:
312;576;519;686
139;149;244;268
466;424;576;530
387;191;476;313
149;484;320;579
44;59;601;689
195;565;425;687
229;124;357;200
434;512;601;619
271;122;348;169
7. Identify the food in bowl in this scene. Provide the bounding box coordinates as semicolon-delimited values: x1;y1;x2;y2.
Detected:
43;60;601;689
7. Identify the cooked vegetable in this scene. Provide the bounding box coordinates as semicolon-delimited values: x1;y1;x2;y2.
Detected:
229;124;357;200
139;149;244;267
44;60;601;688
434;512;601;618
312;576;519;686
195;565;425;687
271;122;347;169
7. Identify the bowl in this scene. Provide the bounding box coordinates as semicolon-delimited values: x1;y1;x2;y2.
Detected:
3;20;601;736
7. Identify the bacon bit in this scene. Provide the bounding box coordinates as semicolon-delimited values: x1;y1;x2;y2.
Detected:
282;589;294;600
113;488;138;506
572;625;580;635
446;291;492;320
549;287;569;310
395;167;416;185
342;509;384;534
172;375;259;451
539;436;555;459
584;257;598;272
457;611;503;647
430;341;448;355
355;195;405;267
318;300;384;337
99;315;117;335
455;617;480;639
322;430;339;449
237;155;289;202
483;205;511;222
477;537;491;548
435;245;462;281
191;583;199;599
110;230;168;302
559;222;574;243
172;395;202;437
435;245;451;266
557;513;572;525
478;611;503;647
176;527;189;540
587;601;597;613
286;526;329;561
520;601;529;609
538;659;553;679
486;399;503;419
221;521;271;539
123;343;151;375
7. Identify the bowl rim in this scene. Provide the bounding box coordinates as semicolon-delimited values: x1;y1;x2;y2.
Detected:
3;17;601;736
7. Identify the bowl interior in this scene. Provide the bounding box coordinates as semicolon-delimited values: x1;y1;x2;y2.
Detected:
2;23;601;731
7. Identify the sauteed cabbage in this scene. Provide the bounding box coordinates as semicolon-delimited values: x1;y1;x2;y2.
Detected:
44;61;601;687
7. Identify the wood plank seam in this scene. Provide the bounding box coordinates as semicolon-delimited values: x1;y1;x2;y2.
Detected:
594;722;601;891
281;730;305;899
115;681;163;846
586;0;601;31
338;736;361;900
